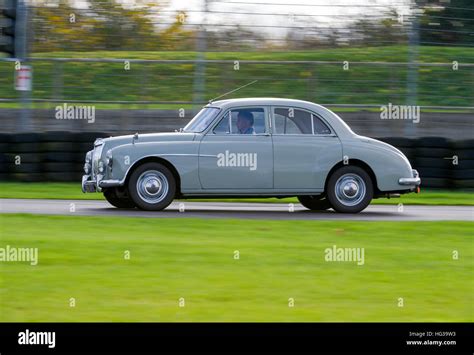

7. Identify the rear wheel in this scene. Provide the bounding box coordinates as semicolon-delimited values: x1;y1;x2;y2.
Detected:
326;166;373;213
297;195;332;210
128;162;176;211
103;187;136;209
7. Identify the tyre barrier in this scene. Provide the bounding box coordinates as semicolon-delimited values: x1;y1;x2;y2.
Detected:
0;132;109;182
0;133;472;189
377;136;474;189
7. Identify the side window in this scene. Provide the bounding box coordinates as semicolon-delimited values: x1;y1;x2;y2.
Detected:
273;108;312;134
273;108;332;135
213;107;266;135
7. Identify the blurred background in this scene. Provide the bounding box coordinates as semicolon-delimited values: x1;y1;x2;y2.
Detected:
0;0;473;187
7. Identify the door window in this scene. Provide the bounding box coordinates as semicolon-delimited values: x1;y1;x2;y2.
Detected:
213;107;266;135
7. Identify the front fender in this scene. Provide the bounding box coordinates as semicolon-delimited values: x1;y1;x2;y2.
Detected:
107;141;201;189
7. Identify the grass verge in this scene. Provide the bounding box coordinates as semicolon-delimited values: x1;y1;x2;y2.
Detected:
1;46;473;107
0;214;472;322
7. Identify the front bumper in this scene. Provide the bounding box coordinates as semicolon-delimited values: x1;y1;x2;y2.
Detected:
82;175;122;193
82;140;123;193
398;169;421;186
82;175;97;193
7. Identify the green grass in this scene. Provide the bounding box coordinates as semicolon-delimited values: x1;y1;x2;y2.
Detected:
1;46;473;108
0;182;472;206
31;46;474;62
0;214;472;322
0;182;107;201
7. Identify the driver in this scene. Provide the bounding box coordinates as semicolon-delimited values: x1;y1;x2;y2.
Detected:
236;111;255;134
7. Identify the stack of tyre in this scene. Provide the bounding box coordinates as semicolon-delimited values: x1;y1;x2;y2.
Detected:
376;137;450;189
41;131;80;182
0;131;110;182
378;136;473;189
414;137;454;189
0;134;10;181
1;133;43;182
452;139;474;189
41;131;110;182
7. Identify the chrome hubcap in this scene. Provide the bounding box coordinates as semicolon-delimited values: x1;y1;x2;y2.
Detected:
136;170;169;204
335;173;366;206
343;182;358;197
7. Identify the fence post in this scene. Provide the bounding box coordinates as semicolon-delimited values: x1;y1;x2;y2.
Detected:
405;9;419;137
16;0;31;132
192;0;208;112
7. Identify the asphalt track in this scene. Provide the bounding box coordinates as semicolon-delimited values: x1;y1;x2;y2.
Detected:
0;199;472;221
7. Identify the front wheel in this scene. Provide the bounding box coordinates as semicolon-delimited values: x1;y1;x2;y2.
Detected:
103;187;136;209
326;166;373;213
128;162;176;211
297;195;332;211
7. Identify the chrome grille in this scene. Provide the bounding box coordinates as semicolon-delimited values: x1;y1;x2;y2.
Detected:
92;143;104;178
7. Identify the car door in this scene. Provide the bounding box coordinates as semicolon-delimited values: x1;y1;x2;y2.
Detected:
271;106;342;190
198;106;273;190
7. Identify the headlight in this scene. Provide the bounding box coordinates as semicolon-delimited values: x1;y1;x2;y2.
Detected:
98;161;105;173
84;151;92;174
106;150;113;167
85;151;92;164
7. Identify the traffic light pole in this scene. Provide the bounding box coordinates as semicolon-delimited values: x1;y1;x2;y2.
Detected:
192;0;208;112
15;0;31;132
405;10;419;138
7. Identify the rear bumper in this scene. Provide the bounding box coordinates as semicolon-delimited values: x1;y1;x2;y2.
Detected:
398;169;421;186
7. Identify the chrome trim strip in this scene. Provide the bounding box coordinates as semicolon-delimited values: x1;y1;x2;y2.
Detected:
158;153;217;157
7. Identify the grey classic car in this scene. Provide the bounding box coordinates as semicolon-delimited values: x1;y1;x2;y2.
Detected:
82;98;420;213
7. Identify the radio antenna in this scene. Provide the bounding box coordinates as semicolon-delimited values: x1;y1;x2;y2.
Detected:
208;80;258;103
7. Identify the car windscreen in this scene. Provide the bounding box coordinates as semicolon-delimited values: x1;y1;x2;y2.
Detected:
183;107;221;133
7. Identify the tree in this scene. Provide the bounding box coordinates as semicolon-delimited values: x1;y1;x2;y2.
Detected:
31;0;196;52
419;0;474;46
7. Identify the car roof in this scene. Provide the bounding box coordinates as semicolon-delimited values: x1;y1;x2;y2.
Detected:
208;97;322;109
205;97;354;138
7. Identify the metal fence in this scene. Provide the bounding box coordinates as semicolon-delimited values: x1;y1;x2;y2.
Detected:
1;0;473;132
1;57;473;106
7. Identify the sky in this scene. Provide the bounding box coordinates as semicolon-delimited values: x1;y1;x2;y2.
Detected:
36;0;415;39
164;0;413;37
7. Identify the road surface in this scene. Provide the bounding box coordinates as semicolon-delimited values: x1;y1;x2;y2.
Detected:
0;199;472;221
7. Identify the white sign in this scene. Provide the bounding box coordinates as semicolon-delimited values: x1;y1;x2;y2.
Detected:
15;65;32;91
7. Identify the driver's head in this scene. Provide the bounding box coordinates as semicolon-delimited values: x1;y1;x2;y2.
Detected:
237;111;254;132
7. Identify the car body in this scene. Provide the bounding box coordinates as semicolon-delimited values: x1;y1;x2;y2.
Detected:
82;98;420;213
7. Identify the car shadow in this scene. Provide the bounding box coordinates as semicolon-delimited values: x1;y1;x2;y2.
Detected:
97;206;403;219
